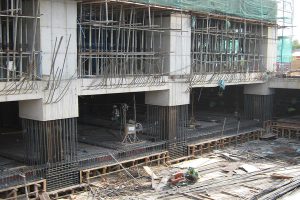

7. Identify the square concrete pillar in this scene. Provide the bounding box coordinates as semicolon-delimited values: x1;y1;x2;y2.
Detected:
261;27;277;72
40;0;77;78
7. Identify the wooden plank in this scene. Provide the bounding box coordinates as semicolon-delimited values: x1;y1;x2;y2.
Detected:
0;179;45;193
143;166;159;180
181;192;203;200
39;192;51;200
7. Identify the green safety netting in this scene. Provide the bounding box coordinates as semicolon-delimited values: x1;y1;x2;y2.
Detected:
129;0;277;22
277;36;292;63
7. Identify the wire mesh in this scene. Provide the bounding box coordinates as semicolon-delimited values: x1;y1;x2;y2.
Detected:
0;165;45;190
46;162;80;191
78;141;166;169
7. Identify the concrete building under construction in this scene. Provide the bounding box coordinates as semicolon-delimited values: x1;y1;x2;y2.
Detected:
0;0;299;199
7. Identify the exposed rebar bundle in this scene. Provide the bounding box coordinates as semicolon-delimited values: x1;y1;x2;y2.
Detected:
22;118;78;166
146;105;188;141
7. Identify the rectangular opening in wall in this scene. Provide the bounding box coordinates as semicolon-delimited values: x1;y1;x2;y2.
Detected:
188;86;261;143
78;92;166;170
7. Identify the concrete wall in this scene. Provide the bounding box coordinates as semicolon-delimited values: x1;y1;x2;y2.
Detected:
244;83;275;95
261;27;277;72
153;14;191;75
244;83;274;122
19;80;78;121
40;0;77;78
169;14;191;75
268;78;300;89
145;80;190;106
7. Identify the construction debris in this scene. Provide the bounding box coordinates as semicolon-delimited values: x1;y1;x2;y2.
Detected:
185;167;199;183
271;173;294;180
172;157;222;169
220;152;241;161
67;137;300;200
143;166;159;180
239;164;260;173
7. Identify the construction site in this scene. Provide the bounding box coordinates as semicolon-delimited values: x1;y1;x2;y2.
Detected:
0;0;299;199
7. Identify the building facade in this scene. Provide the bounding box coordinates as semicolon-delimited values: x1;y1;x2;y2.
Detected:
1;0;297;198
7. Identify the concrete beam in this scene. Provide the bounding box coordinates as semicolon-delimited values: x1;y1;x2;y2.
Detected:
268;78;300;90
244;83;275;95
19;81;78;121
145;80;190;106
78;77;169;96
191;72;266;88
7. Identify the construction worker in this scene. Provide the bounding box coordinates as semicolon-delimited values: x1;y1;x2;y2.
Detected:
111;105;120;122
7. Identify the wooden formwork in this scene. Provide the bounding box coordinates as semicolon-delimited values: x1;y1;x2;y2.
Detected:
271;125;300;139
166;156;194;165
264;120;300;139
188;129;263;157
80;151;169;184
48;184;88;200
0;179;46;200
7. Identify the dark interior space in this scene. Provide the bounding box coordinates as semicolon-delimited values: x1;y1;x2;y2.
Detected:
0;101;23;161
0;101;21;132
77;92;165;170
0;101;25;184
273;89;300;118
78;92;149;145
189;85;244;118
79;92;146;126
186;85;260;142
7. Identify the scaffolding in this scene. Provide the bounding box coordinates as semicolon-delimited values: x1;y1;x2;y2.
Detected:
191;17;266;75
78;0;280;89
78;1;167;87
276;0;294;74
0;0;40;82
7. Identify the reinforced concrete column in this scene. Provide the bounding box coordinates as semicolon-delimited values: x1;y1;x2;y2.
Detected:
244;83;274;122
22;118;77;166
18;0;79;191
146;13;191;159
145;82;190;141
154;13;191;75
146;104;188;141
19;0;78;121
